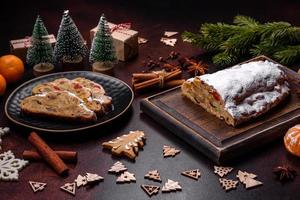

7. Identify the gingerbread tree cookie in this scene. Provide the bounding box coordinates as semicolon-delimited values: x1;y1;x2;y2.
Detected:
108;161;127;174
141;185;160;197
219;178;238;191
181;169;201;180
163;145;180;157
60;182;76;196
86;173;104;183
75;175;87;188
102;131;146;160
214;166;233;177
116;171;136;183
162;179;182;192
29;181;47;193
236;170;263;189
145;170;161;182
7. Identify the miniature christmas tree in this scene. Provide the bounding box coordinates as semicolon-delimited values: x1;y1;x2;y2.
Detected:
54;10;88;63
89;14;117;63
26;15;54;66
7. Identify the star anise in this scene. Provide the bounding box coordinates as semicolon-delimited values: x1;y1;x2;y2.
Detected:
187;60;208;76
273;165;297;182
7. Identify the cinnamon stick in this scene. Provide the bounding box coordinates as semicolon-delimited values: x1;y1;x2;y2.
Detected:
133;69;182;91
23;150;77;163
132;73;158;81
28;132;69;176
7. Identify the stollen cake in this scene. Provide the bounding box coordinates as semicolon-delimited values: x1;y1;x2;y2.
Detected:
31;77;112;114
181;60;290;126
72;77;112;111
20;91;97;122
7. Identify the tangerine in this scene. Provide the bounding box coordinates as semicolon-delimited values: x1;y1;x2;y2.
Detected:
0;74;7;96
0;55;24;83
284;124;300;157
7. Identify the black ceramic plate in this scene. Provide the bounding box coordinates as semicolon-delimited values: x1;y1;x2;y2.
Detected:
5;71;134;133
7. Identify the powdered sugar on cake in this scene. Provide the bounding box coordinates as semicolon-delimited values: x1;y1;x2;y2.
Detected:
198;60;290;119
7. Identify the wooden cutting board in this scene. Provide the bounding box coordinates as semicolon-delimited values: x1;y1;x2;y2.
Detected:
140;56;300;164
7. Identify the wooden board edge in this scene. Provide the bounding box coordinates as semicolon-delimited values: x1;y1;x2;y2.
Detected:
146;86;181;102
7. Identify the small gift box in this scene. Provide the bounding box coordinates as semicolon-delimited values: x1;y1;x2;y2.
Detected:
10;34;56;62
90;22;138;61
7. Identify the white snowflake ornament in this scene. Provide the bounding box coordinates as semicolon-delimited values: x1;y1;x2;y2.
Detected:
0;150;28;181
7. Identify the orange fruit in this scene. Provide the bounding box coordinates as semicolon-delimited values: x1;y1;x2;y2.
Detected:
284;124;300;157
0;55;24;83
0;74;6;96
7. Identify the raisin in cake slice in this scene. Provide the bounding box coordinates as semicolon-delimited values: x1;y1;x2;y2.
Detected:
21;91;97;122
182;60;290;126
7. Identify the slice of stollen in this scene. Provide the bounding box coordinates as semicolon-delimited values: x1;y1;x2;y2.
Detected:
21;91;97;122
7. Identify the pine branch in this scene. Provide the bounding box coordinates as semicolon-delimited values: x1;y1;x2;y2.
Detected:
260;22;291;42
233;15;259;27
250;40;280;57
182;15;300;67
221;28;259;55
273;45;300;64
212;52;238;66
269;26;300;46
182;31;203;46
201;23;239;39
196;23;241;52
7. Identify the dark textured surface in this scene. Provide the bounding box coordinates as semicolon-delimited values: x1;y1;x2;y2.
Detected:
1;0;300;200
5;71;133;132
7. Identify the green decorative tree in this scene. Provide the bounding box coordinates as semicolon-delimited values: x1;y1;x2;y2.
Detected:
54;10;88;63
89;14;116;63
26;15;54;66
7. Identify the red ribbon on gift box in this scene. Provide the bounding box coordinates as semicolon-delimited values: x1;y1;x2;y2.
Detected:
24;36;31;48
110;23;132;34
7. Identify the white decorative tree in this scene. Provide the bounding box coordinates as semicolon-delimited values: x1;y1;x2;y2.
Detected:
53;10;88;63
